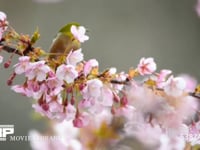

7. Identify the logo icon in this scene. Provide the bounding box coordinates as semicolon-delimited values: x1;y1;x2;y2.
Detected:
0;125;14;141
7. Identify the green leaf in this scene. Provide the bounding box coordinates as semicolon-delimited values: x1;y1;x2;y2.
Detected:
31;27;40;44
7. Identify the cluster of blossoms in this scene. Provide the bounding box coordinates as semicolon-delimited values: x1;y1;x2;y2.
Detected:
1;11;200;150
0;11;8;63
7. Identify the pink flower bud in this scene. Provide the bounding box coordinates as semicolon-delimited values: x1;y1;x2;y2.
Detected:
73;112;89;128
4;60;11;68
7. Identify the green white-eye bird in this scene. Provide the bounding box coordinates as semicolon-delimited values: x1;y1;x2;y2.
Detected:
48;22;89;60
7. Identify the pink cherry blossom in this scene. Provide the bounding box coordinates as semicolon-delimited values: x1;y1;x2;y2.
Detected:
29;130;68;150
71;25;89;43
179;74;197;92
100;85;113;106
87;100;104;114
29;130;52;150
29;122;83;150
0;11;7;23
3;17;200;149
164;76;186;97
11;81;46;99
64;104;76;121
137;57;157;75
156;69;172;88
32;103;53;118
158;134;185;150
49;102;66;121
54;121;83;150
66;48;84;66
14;56;31;74
82;78;103;99
125;123;164;147
11;84;28;96
46;75;64;96
108;67;117;75
83;59;99;76
26;81;47;99
0;55;3;64
97;110;113;126
125;81;160;114
33;98;65;121
114;105;135;120
0;11;8;40
181;121;200;146
176;96;198;122
56;64;78;84
33;101;63;121
64;139;83;150
25;61;51;81
78;99;93;109
54;121;79;141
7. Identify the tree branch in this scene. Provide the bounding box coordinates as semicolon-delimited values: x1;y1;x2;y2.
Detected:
110;79;200;100
0;43;23;55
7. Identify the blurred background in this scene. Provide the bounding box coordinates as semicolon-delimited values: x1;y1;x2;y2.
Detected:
0;0;200;149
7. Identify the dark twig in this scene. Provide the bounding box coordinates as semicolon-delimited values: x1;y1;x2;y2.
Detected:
0;41;34;56
0;43;23;55
110;78;130;85
188;92;200;99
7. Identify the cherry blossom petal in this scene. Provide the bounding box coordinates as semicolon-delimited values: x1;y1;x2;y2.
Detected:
71;25;89;43
56;64;78;84
0;55;3;64
66;48;84;66
83;59;99;76
14;56;31;74
164;76;186;97
82;78;103;99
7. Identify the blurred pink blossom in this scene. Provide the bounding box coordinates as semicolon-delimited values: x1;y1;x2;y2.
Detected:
64;104;76;121
179;74;197;92
29;121;84;150
0;11;7;23
73;112;90;128
196;0;200;17
114;104;135;120
100;85;114;107
156;69;172;88
164;76;186;97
